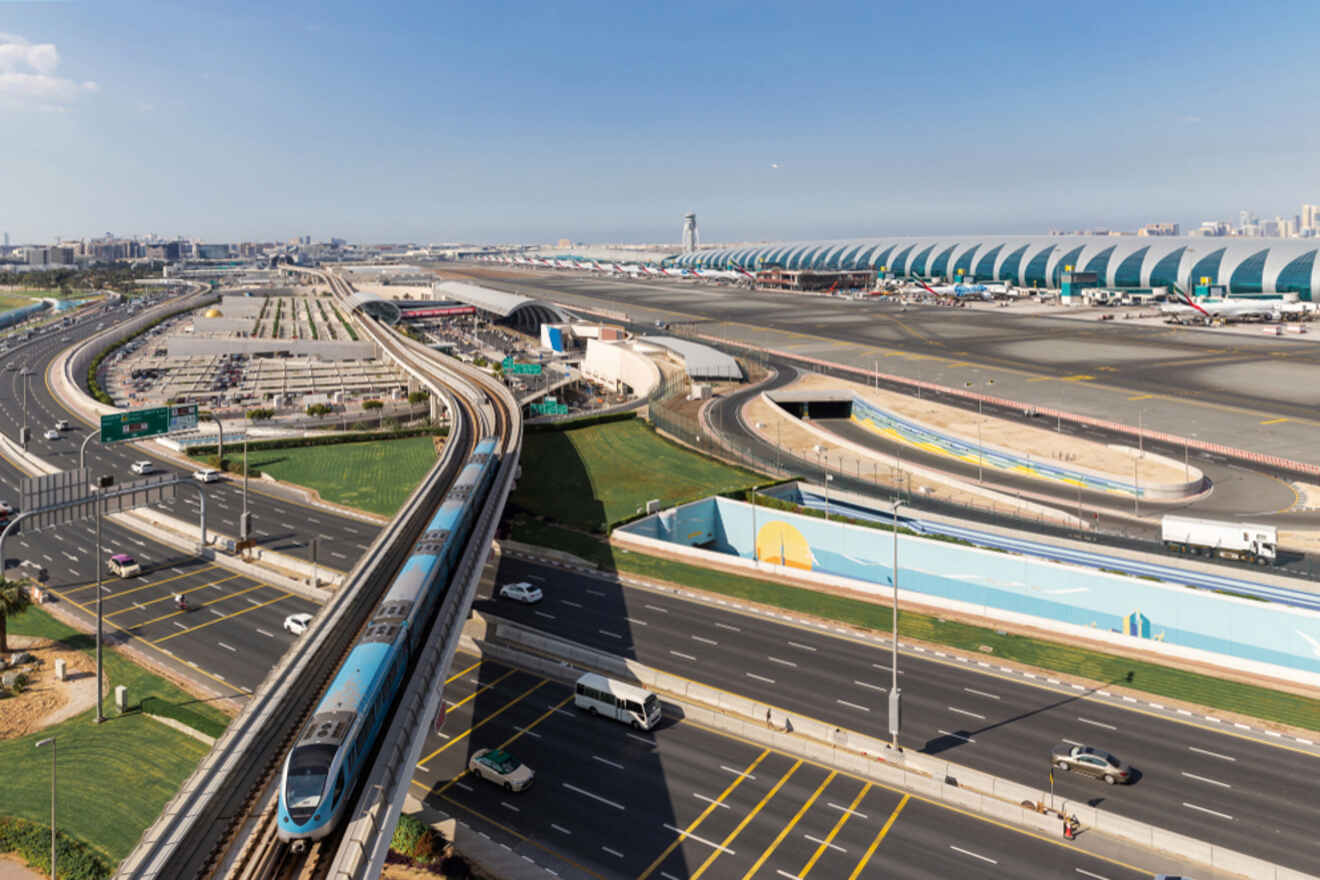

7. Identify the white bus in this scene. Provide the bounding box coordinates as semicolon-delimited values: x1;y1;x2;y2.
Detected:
574;673;661;730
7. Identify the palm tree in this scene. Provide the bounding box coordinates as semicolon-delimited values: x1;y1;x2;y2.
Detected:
0;577;32;654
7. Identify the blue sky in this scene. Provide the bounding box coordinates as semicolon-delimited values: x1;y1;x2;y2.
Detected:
3;0;1319;244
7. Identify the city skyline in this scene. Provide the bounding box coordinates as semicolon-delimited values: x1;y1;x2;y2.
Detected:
3;0;1320;244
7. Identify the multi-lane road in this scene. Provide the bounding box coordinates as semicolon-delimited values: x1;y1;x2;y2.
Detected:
412;653;1172;880
473;553;1320;875
0;302;369;696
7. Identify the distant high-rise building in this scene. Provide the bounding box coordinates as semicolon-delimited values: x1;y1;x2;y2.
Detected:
682;212;699;253
2;232;8;247
1137;222;1180;236
1303;204;1319;233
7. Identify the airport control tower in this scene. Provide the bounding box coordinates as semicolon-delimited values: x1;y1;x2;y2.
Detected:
682;212;699;253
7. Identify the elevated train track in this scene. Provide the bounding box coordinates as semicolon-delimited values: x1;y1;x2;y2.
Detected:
115;268;521;879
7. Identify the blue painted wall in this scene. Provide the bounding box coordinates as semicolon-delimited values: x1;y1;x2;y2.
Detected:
621;497;1320;675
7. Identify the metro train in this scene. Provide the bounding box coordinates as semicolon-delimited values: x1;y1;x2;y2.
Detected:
276;436;501;842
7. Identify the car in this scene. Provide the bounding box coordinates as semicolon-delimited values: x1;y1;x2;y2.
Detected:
42;429;59;441
468;748;534;792
54;420;70;431
1050;743;1132;784
192;468;222;483
498;582;543;604
130;460;155;475
0;501;14;516
283;612;313;635
107;554;141;578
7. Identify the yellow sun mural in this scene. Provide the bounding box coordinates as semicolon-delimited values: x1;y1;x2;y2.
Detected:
756;520;813;570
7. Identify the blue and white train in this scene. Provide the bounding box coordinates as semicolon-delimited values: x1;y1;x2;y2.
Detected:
277;437;500;842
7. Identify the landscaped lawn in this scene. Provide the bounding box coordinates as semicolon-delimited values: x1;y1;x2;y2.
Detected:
1;608;223;865
513;418;765;530
248;435;439;517
0;291;40;311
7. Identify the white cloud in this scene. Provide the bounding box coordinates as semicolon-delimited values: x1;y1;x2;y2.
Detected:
0;33;98;110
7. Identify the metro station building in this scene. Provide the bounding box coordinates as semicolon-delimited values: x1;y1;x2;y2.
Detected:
671;236;1320;299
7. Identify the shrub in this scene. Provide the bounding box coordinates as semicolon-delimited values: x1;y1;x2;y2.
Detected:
390;813;444;864
305;402;333;418
407;389;429;405
246;408;275;421
362;399;384;411
0;816;110;880
331;303;358;340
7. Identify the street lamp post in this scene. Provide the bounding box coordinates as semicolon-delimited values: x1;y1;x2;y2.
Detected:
824;474;833;521
79;428;102;471
94;481;104;723
35;736;55;880
21;369;31;451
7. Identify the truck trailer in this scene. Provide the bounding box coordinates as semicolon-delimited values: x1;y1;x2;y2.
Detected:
1160;515;1277;565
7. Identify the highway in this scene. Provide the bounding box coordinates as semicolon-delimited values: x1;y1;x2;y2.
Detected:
474;554;1320;875
0;312;380;564
412;653;1159;880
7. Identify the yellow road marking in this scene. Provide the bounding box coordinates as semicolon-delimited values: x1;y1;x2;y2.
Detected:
1060;374;1094;382
636;749;770;880
446;658;483;685
416;679;547;764
741;770;836;879
444;668;518;713
430;694;574;797
63;564;217;596
152;591;290;643
432;792;611;880
1261;417;1289;425
800;782;870;877
125;581;269;627
848;794;908;880
105;573;245;616
1127;394;1155;400
691;759;802;878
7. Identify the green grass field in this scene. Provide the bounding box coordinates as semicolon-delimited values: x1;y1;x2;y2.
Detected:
513;419;764;530
509;519;1320;732
0;291;40;311
1;608;223;863
248;435;439;516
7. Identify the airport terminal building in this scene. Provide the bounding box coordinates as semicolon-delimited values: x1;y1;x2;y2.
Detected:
672;236;1320;299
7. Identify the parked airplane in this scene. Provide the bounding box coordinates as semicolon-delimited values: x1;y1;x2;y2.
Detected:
1158;284;1291;321
911;279;996;301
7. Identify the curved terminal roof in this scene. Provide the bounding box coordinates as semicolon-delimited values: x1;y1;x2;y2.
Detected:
672;235;1320;299
345;291;402;324
642;336;741;380
434;280;572;332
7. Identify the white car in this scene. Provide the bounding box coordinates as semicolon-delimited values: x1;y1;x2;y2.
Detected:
283;612;313;635
192;468;221;483
43;429;60;441
130;460;155;475
498;582;543;604
54;419;70;431
468;748;534;792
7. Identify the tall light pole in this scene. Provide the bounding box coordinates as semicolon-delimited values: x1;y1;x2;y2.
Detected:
20;368;31;451
79;428;102;471
889;498;902;749
824;474;833;521
35;736;55;880
94;479;104;723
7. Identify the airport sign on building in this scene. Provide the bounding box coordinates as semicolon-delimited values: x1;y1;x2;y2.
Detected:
101;403;199;443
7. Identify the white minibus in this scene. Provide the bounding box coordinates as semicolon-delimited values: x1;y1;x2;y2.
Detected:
574;673;661;730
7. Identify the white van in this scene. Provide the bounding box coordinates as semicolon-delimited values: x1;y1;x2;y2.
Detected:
574;673;661;730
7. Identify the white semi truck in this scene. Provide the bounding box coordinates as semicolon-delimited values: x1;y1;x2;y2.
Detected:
1161;515;1278;565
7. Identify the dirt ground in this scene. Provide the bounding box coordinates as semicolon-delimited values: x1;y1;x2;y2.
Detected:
0;634;102;740
0;855;41;880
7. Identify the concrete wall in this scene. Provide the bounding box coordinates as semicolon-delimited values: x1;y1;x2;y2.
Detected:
619;496;1320;684
165;336;377;361
191;317;258;333
581;339;661;397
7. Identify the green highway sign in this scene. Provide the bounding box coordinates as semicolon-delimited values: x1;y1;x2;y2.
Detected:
101;403;199;443
501;356;543;375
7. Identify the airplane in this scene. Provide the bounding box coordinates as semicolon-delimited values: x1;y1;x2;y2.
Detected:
661;267;695;278
641;264;663;276
1158;284;1291;321
911;279;996;301
620;263;644;276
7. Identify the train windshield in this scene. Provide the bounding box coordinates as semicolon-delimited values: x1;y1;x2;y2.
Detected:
286;744;335;810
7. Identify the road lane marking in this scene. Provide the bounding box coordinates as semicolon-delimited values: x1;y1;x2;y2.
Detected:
741;770;836;879
836;699;870;712
827;801;868;820
513;726;542;739
670;651;697;661
949;845;997;865
593;756;625;770
692;794;730;809
1260;417;1289;425
562;783;624;811
692;635;719;645
1183;802;1233;820
963;687;1000;700
1075;869;1110;880
746;672;775;684
598;629;624;639
853;680;886;692
152;592;292;643
767;656;797;667
1181;772;1231;788
714;622;741;632
627;732;652;746
938;730;976;743
721;766;757;780
1062;738;1086;747
802;834;845;853
600;845;623;858
534;611;556;620
800;783;869;876
500;801;519;813
644;604;668;613
625;616;648;626
948;707;985;720
1189;746;1235;761
1077;717;1116;730
848;794;908;880
417;679;548;764
551;824;572;835
217;642;236;652
559;599;583;608
691;760;802;878
585;588;606;597
787;641;816;651
661;824;733;852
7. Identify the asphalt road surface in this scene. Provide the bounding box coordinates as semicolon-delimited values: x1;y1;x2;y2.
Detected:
475;555;1320;875
412;653;1157;880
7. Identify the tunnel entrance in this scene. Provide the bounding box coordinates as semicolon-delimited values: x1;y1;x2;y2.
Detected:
768;389;854;420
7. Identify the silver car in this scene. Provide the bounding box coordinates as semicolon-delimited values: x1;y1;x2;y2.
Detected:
1051;743;1132;784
